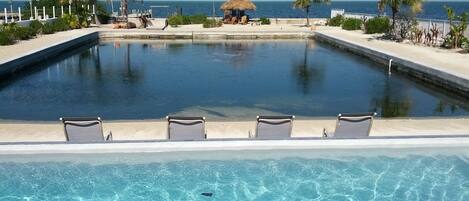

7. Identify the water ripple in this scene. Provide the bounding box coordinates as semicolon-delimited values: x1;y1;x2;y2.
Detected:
0;155;467;200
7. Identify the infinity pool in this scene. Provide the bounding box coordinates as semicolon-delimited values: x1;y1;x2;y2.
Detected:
0;148;467;200
0;39;468;120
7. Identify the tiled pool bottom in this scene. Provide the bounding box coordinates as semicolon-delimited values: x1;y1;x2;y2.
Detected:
0;40;469;120
0;148;467;200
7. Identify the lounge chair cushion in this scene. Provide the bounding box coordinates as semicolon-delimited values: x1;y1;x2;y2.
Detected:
168;118;205;141
256;117;293;139
64;120;104;142
333;115;373;138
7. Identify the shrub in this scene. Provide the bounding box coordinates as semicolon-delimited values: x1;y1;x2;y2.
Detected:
259;17;271;25
3;23;34;40
341;18;363;30
29;20;43;35
394;11;418;40
63;14;80;29
442;6;468;49
182;15;192;25
365;17;390;34
13;26;34;40
462;38;469;53
203;19;222;28
168;14;209;27
168;15;184;27
42;22;56;34
53;18;71;31
76;7;91;28
0;30;15;45
189;14;207;24
327;15;344;26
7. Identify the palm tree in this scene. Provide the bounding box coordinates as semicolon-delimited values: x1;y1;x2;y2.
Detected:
378;0;423;31
293;0;330;27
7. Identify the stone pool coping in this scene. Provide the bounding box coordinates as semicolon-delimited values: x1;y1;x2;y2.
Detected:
0;136;468;155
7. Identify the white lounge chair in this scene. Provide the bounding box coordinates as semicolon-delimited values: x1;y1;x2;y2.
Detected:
253;115;295;139
167;116;206;141
323;113;377;138
60;117;112;142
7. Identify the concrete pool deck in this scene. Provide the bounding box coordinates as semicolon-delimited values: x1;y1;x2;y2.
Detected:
0;118;468;143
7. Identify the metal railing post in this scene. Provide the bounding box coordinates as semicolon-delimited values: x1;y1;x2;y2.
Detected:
3;8;7;23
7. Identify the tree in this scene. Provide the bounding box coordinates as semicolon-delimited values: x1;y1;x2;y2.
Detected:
293;0;330;27
378;0;423;32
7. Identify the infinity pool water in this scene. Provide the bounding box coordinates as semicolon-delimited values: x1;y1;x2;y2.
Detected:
0;148;467;200
0;40;468;120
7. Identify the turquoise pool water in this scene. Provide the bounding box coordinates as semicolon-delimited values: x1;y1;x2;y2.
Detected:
0;148;468;200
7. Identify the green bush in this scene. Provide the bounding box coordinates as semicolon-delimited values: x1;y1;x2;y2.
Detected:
365;17;390;34
29;20;43;35
462;38;469;53
13;26;34;40
0;17;75;46
260;17;271;25
42;22;56;34
188;14;207;24
182;15;192;25
3;23;34;40
63;14;80;29
327;15;344;26
168;14;209;27
0;30;15;45
342;18;363;30
76;7;91;28
203;19;222;28
168;15;184;27
53;18;71;31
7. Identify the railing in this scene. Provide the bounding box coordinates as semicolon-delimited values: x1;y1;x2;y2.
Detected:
1;4;97;24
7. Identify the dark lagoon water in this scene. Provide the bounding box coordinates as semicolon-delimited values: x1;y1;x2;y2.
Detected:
0;40;468;120
2;1;469;19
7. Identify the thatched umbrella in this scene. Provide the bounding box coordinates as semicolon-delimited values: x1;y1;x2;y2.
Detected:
220;0;256;22
220;0;256;11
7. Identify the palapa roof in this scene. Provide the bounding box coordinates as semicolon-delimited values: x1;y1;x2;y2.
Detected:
220;0;256;11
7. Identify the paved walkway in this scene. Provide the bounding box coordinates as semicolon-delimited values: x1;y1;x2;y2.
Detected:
0;29;96;64
315;27;469;83
0;118;468;142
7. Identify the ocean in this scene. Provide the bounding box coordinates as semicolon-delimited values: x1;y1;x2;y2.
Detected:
1;1;469;20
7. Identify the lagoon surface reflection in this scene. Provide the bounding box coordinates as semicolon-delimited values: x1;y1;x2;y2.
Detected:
0;40;468;120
